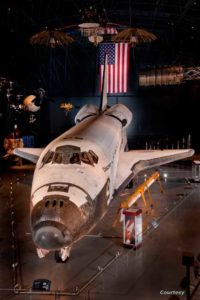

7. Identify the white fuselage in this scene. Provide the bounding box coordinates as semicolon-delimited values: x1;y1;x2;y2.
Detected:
30;104;132;251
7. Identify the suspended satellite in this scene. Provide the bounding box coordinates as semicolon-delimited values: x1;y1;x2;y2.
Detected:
23;95;40;112
112;28;157;46
30;29;74;48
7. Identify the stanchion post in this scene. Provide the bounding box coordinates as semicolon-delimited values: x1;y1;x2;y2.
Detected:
182;252;194;300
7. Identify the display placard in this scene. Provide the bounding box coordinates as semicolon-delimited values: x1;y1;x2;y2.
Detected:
123;208;142;249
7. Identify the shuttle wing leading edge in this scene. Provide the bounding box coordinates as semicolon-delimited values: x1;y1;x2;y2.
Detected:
114;149;194;193
13;148;44;164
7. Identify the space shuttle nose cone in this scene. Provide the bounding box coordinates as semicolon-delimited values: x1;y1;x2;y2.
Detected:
31;194;90;251
34;225;68;250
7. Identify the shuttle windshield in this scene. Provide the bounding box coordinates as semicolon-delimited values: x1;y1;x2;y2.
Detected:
41;146;98;167
52;145;81;164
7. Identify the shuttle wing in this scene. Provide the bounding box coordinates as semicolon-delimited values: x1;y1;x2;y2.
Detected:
114;149;194;193
13;148;44;164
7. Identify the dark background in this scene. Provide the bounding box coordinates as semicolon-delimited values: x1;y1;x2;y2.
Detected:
0;0;200;152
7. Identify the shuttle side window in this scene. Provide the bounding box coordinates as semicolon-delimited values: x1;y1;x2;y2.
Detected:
81;151;94;166
41;150;54;167
79;150;99;166
46;151;54;163
81;151;90;165
87;151;94;166
88;150;99;164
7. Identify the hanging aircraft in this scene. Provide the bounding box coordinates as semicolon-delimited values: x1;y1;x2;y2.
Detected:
14;57;194;261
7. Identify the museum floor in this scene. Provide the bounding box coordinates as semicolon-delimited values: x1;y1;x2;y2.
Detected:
0;161;200;300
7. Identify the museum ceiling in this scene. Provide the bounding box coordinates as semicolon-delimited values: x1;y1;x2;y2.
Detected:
0;0;199;78
0;1;199;36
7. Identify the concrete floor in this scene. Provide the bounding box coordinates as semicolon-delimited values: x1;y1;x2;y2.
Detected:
0;162;200;300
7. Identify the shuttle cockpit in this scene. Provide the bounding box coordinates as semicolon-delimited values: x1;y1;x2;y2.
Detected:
40;145;98;168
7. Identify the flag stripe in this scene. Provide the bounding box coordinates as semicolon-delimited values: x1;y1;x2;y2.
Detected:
124;43;130;92
99;43;130;94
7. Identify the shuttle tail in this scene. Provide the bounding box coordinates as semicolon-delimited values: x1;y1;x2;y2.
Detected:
100;54;108;112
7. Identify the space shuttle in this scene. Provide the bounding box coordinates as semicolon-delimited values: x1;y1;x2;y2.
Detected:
14;57;194;261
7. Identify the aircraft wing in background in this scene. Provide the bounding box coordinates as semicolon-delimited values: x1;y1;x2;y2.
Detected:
114;149;194;193
13;148;44;164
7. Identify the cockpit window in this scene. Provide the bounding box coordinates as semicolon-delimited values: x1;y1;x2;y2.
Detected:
81;151;94;166
41;150;54;166
88;150;99;164
52;151;63;164
80;150;99;166
53;145;81;164
41;145;99;167
70;152;80;164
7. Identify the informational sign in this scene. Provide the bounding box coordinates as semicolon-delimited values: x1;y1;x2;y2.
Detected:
123;208;142;249
32;279;51;291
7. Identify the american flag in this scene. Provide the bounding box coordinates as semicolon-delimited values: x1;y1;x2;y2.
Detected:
99;43;130;94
